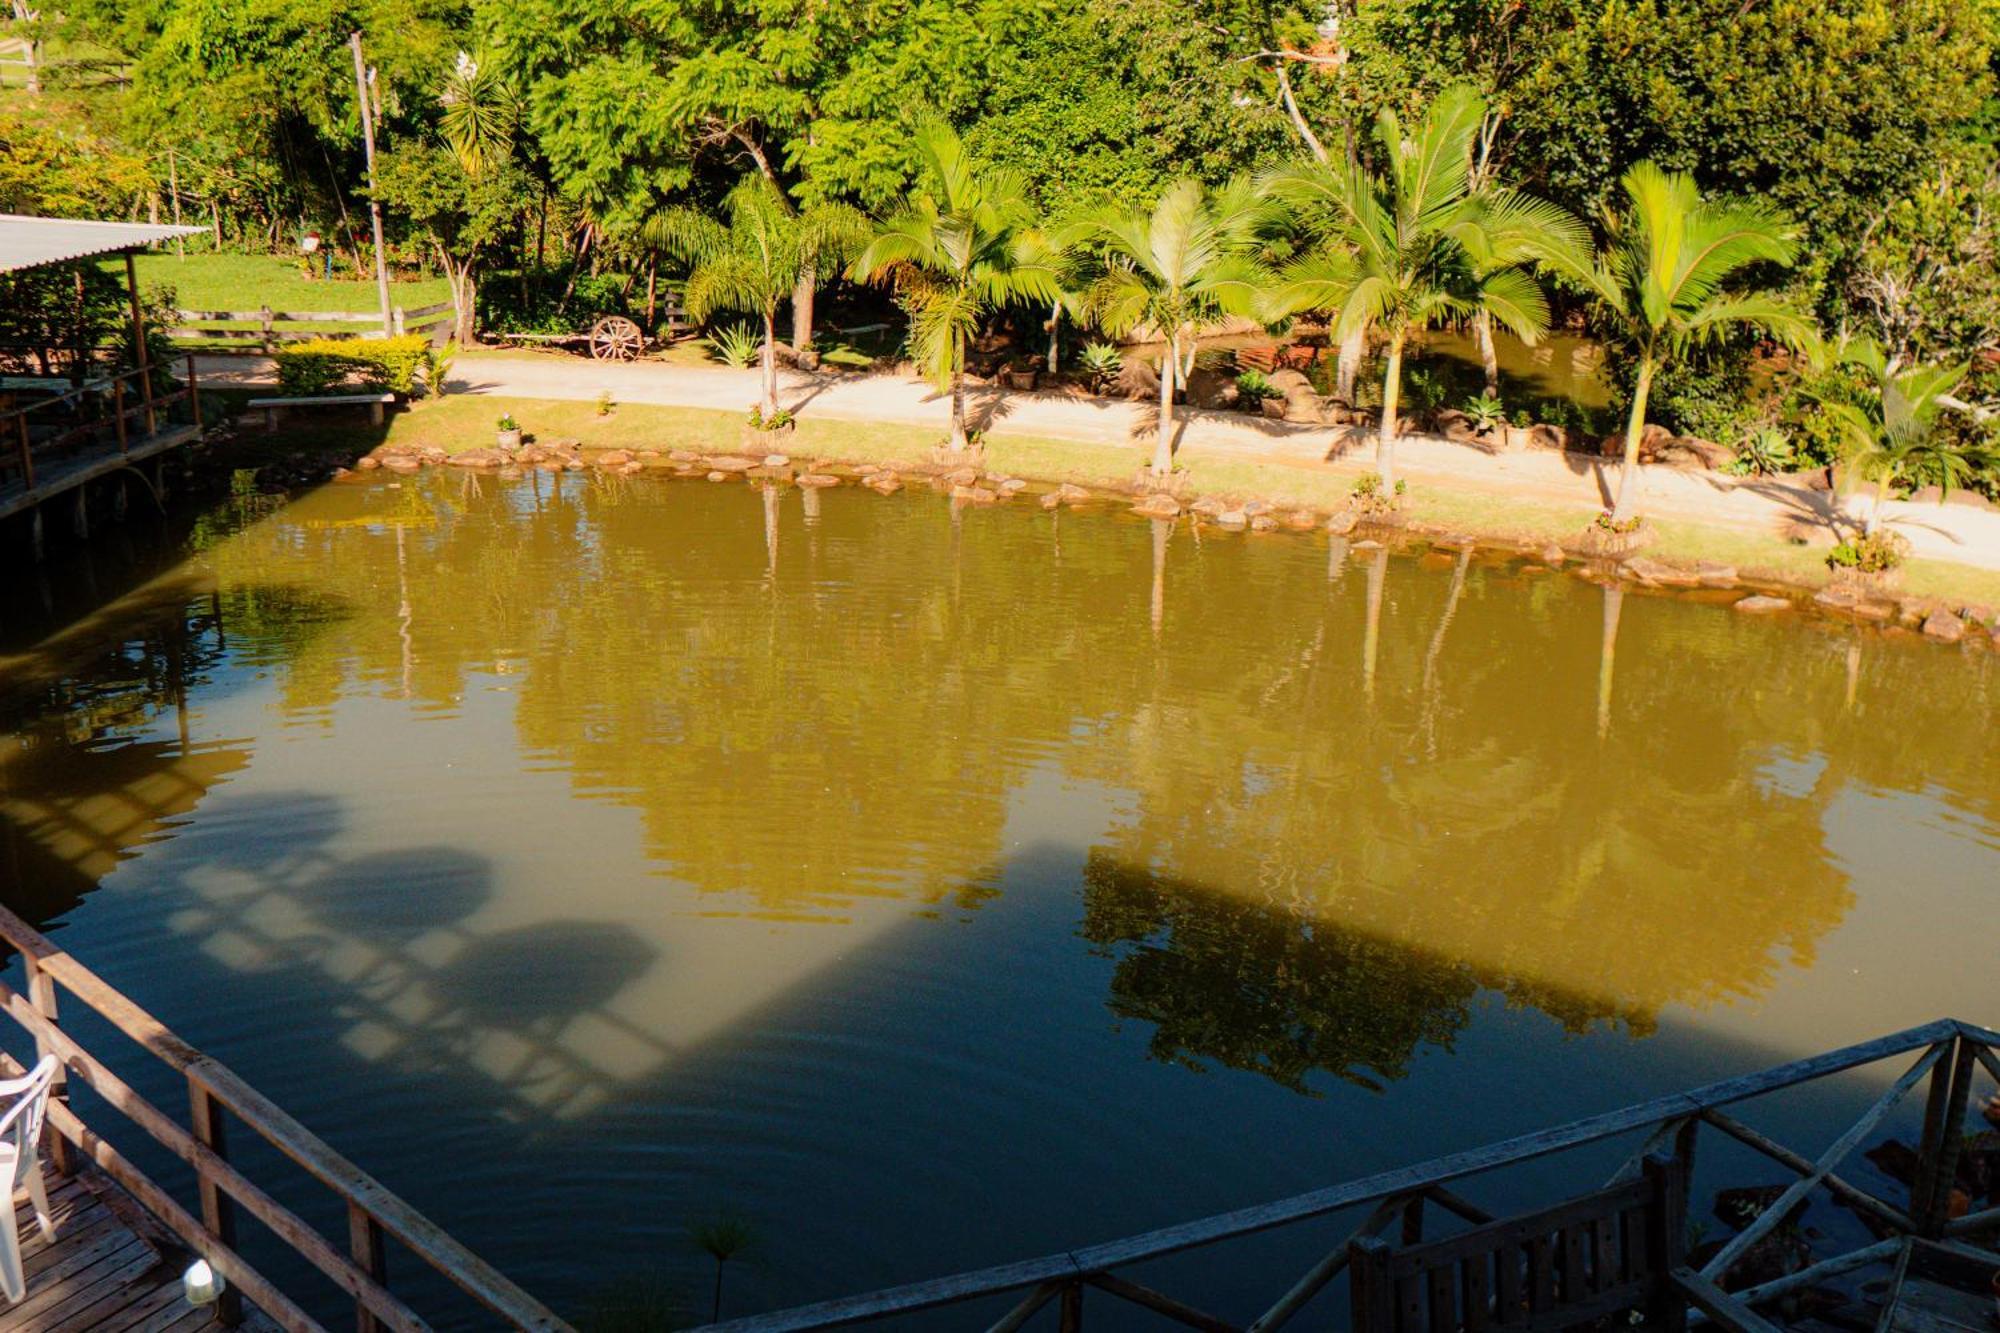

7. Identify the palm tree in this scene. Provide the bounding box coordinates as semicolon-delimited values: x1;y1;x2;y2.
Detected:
650;178;866;421
1816;338;1980;538
1265;85;1585;490
1565;162;1815;523
1078;178;1273;477
849;123;1065;453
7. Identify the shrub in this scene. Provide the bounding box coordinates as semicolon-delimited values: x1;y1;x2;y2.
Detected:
497;413;520;432
275;334;432;397
1077;341;1123;384
1463;393;1505;432
1235;369;1278;405
705;324;761;369
1828;531;1909;573
747;405;794;430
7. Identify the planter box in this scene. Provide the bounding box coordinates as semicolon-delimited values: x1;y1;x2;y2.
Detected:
497;428;523;449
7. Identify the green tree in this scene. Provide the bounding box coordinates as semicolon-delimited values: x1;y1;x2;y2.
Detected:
1078;178;1274;476
376;141;528;342
848;123;1064;453
649;177;865;420
1266;85;1584;488
1563;162;1815;523
1817;339;1983;538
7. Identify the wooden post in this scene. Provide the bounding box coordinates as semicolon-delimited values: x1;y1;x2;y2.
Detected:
187;354;203;428
1349;1237;1394;1333
15;410;33;489
1644;1155;1688;1333
22;956;69;1175
188;1080;243;1325
124;251;156;435
1057;1279;1083;1333
351;31;395;337
349;1202;387;1333
1913;1036;1975;1236
1400;1193;1426;1245
392;306;405;336
259;305;275;355
112;377;128;453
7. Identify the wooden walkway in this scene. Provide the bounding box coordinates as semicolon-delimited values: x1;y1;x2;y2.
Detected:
0;1167;276;1333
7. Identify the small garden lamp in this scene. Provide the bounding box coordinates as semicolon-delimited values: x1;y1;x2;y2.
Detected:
183;1258;225;1307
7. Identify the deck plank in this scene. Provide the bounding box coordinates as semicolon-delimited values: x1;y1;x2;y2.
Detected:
0;1166;279;1333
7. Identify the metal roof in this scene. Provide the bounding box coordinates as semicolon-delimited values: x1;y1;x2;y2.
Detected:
0;215;209;274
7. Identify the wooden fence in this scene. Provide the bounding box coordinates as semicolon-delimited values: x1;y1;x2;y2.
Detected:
0;899;572;1332
694;1019;2000;1333
166;302;456;350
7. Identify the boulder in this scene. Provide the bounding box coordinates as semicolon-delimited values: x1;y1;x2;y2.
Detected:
618;461;643;475
669;450;700;463
951;484;999;504
1283;509;1319;531
706;470;732;482
1696;562;1739;588
940;466;981;488
1601;423;1674;460
1814;585;1859;612
1132;493;1182;518
447;448;505;468
763;453;790;468
1923;609;1967;643
380;455;422;474
1111;358;1159;400
1326;511;1359;536
996;477;1027;494
595;449;633;467
704;456;758;473
1623;557;1700;588
866;476;903;495
1539;543;1566;565
1655;436;1735;471
563;459;588;471
1250;514;1280;531
1189;496;1228;517
1213;509;1249;529
797;473;840;488
1527;424;1569;452
354;455;381;471
1734;595;1792;614
1184;368;1239;411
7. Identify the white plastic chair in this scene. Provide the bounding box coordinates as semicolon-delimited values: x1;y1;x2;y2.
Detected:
0;1056;58;1304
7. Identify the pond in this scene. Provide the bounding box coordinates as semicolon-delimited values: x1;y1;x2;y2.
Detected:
0;469;1995;1327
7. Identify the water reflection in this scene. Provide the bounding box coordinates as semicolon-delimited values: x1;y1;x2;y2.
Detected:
2;471;1996;1117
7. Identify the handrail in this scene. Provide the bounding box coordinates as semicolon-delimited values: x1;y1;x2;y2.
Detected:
0;899;574;1332
693;1019;1995;1333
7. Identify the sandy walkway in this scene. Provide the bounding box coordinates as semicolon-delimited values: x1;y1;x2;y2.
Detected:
191;352;2000;573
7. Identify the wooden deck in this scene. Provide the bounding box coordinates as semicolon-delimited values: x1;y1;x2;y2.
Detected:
0;1167;277;1333
0;422;200;524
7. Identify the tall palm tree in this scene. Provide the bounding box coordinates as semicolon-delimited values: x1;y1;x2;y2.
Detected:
1265;85;1585;490
849;123;1065;453
650;178;866;421
1565;162;1815;523
1816;338;1980;538
1078;177;1273;477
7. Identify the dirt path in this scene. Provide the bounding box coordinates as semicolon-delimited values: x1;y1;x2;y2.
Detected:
192;351;2000;573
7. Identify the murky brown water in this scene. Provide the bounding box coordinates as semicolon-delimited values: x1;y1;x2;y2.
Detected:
0;470;1993;1325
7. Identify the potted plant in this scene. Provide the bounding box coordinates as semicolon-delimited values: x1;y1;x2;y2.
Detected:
1001;361;1040;391
497;413;523;449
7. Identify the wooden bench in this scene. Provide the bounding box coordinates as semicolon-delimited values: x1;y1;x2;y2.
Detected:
244;393;396;431
1351;1156;1690;1333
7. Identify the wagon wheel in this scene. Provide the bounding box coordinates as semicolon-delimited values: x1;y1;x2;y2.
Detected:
589;315;645;361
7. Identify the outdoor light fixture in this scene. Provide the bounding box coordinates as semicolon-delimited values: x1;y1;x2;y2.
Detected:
183;1259;225;1307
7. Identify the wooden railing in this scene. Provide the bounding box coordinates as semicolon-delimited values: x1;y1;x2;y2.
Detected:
0;900;573;1333
0;358;201;491
695;1019;2000;1333
167;302;455;349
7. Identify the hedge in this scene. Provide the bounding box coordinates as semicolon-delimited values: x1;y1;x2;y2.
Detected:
274;335;432;397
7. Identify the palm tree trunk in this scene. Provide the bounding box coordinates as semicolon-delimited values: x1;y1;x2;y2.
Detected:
1336;325;1364;403
760;309;779;420
949;330;969;451
792;267;815;352
1610;357;1656;523
1153;335;1178;477
1377;328;1407;488
1474;311;1499;398
1046;301;1061;375
1866;476;1890;538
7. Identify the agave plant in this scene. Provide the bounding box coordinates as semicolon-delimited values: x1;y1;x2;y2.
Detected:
704;323;762;369
1077;340;1123;390
1732;424;1795;475
1462;392;1505;434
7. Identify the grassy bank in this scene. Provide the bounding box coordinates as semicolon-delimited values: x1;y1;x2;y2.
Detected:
281;394;2000;608
115;253;451;316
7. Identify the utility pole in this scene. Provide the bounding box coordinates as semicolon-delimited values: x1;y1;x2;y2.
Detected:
350;30;394;336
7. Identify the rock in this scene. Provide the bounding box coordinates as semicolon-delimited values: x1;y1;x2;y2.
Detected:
706;470;731;482
497;465;523;479
1110;359;1159;400
1268;368;1312;395
1526;423;1569;452
1734;595;1792;614
1814;585;1859;611
1602;423;1672;459
1326;511;1359;536
1250;514;1279;531
763;453;790;468
797;473;840;488
704;456;758;473
856;463;880;475
1960;603;1994;628
1132;494;1182;518
1184;368;1238;410
1922;609;1967;643
1241;499;1273;517
637;449;661;459
1437;533;1477;550
1214;509;1249;529
1038;491;1063;509
1853;599;1896;622
1897;596;1939;627
1041;482;1093;508
380;455;422;474
1696;562;1738;588
996;477;1027;493
514;446;545;464
1623;557;1700;588
951;484;999;504
940;466;981;488
448;448;506;468
1657;436;1734;471
596;449;633;467
1539;543;1565;565
669;450;700;463
866;476;903;495
354;455;380;471
1283;509;1319;531
1190;496;1228;517
564;459;587;471
618;461;643;475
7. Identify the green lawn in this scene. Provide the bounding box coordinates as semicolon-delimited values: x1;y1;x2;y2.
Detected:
112;253;452;320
